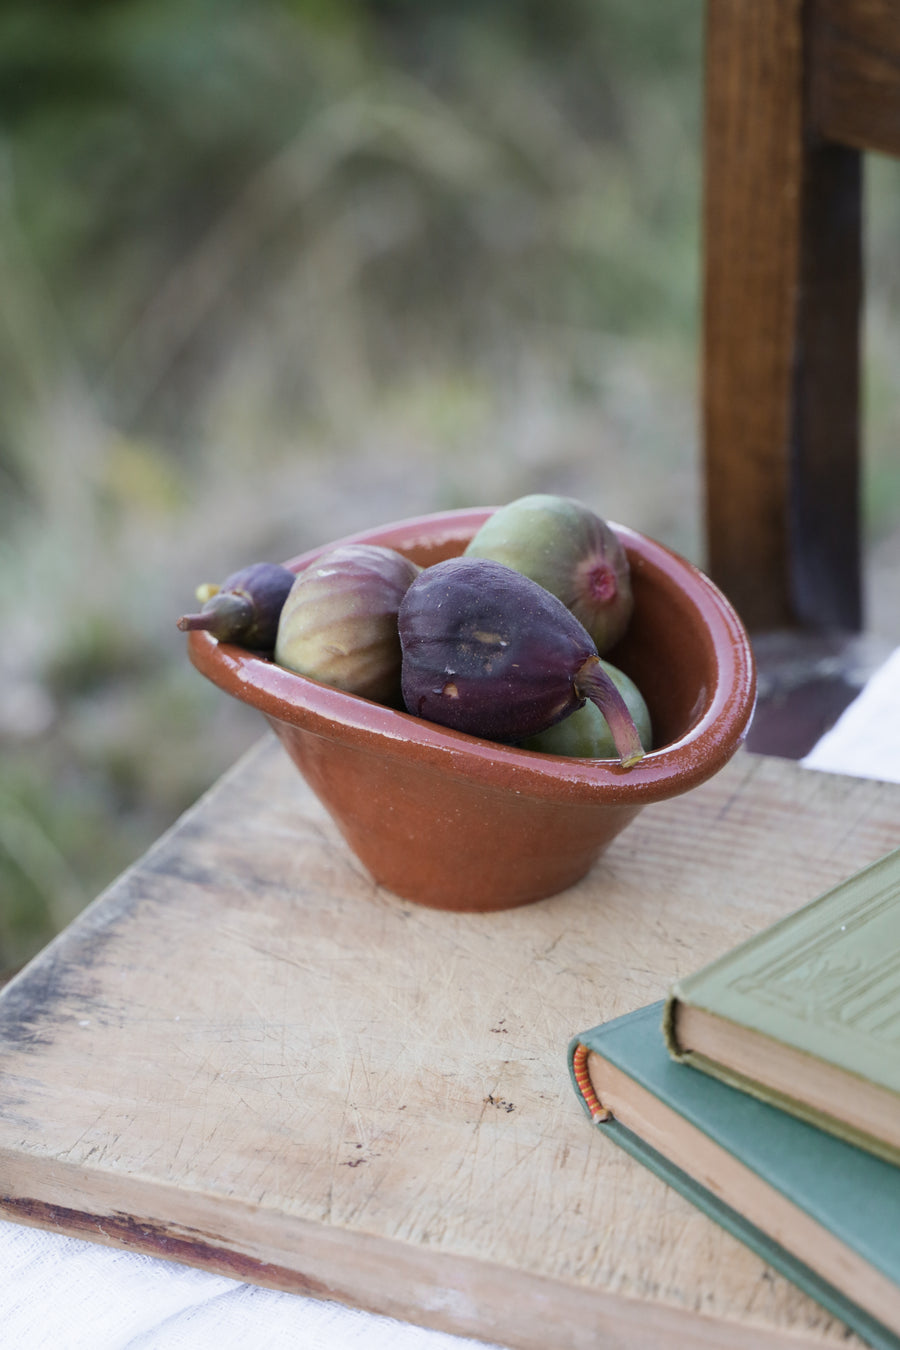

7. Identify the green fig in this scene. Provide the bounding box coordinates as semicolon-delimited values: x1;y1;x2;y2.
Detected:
275;543;420;705
176;562;295;649
464;493;633;654
519;659;652;758
398;557;644;767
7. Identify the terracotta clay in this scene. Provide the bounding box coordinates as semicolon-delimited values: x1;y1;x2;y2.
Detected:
187;508;757;911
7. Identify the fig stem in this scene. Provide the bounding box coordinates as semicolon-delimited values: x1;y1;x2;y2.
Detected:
176;590;253;637
574;657;645;768
176;612;215;632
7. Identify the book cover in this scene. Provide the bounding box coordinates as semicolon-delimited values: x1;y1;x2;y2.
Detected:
569;1001;900;1350
663;845;900;1164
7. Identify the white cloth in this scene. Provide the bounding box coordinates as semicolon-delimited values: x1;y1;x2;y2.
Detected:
801;644;900;783
6;645;900;1348
0;1218;502;1349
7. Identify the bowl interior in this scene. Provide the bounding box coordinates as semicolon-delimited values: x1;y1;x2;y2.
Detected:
606;551;714;752
280;507;727;759
190;507;755;806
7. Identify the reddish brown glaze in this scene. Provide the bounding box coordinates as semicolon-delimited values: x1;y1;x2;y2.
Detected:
187;508;757;911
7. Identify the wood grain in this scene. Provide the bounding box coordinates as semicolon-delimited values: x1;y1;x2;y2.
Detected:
811;0;900;158
702;0;862;633
2;735;899;1349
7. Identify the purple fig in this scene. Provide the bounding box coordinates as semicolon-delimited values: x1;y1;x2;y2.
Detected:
274;543;420;705
176;562;295;649
398;557;644;767
464;494;633;654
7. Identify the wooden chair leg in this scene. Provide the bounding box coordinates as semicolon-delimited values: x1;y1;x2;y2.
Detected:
703;0;862;635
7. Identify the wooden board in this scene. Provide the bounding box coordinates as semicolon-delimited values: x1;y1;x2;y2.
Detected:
2;736;899;1349
811;0;900;161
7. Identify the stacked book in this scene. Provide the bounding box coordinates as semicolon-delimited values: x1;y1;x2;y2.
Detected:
569;846;900;1350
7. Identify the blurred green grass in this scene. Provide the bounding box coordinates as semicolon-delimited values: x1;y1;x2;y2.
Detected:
0;0;898;969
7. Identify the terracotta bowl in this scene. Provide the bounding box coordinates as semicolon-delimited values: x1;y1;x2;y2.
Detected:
187;507;756;912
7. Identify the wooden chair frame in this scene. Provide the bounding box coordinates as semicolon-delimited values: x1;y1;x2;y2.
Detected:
703;0;900;636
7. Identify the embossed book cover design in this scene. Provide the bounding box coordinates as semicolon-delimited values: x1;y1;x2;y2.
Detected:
664;846;900;1161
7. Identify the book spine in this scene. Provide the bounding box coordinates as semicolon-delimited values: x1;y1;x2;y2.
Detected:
570;1042;608;1123
661;991;685;1059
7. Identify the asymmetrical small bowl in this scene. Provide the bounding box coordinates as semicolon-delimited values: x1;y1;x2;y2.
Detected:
187;507;756;911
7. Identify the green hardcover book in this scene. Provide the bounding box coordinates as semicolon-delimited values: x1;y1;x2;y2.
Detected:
569;1002;900;1350
663;844;900;1165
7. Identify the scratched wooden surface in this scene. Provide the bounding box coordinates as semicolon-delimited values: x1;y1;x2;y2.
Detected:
1;735;899;1350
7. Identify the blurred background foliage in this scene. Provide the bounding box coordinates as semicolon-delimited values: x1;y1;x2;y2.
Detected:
0;0;898;969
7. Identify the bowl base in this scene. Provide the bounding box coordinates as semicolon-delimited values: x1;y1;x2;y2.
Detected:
269;714;641;911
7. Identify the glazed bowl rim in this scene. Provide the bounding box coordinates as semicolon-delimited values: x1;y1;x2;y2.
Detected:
187;506;757;805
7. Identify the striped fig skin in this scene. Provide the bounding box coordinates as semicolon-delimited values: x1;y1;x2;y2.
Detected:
275;544;420;704
398;557;643;766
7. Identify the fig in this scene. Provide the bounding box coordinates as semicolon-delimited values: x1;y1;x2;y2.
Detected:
520;659;652;759
398;557;644;767
274;543;420;705
464;493;633;653
176;562;295;649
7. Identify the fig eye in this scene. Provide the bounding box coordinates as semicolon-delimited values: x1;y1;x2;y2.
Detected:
464;493;633;654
